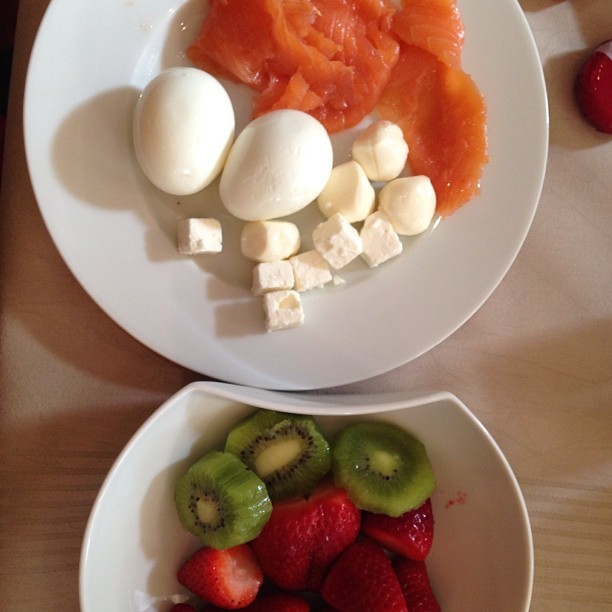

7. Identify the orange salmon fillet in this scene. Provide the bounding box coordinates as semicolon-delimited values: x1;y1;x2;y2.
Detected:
187;0;400;133
378;43;489;217
392;0;465;69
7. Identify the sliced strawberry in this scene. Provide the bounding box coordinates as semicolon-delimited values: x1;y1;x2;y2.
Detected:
251;480;361;590
321;538;408;612
177;544;263;610
361;498;434;561
576;40;612;134
204;592;311;611
394;557;441;612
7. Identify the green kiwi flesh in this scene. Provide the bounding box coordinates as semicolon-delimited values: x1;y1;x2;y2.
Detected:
224;409;331;500
174;450;272;549
331;421;435;517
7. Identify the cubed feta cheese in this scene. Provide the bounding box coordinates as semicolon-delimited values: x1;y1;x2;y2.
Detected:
177;218;222;254
312;213;363;270
252;260;295;296
289;250;332;292
360;211;403;268
263;290;304;332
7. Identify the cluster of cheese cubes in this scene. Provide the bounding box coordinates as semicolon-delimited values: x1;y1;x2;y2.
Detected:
175;120;437;332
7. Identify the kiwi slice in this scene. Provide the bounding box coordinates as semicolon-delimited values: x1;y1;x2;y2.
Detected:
224;409;331;500
174;450;272;549
331;421;435;517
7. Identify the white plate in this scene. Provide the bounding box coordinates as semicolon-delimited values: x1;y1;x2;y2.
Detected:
79;382;534;611
24;0;548;390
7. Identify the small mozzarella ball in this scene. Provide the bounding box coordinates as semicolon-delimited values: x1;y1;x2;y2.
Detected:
220;109;333;221
133;67;235;196
317;161;376;223
351;120;408;182
241;220;301;263
378;176;436;236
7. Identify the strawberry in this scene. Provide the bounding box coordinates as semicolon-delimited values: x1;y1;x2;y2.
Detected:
204;592;310;611
170;605;196;612
251;480;361;590
394;557;441;612
576;40;612;134
321;538;408;611
361;498;434;561
177;544;263;610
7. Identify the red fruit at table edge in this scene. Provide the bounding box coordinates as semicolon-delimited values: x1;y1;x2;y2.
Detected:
251;480;361;591
576;39;612;134
361;497;434;561
394;556;441;612
321;537;408;611
176;544;263;610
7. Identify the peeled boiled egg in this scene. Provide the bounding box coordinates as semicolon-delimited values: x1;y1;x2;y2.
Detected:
219;109;333;221
133;67;235;196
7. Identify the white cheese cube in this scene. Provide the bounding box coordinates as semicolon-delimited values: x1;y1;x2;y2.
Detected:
263;290;304;332
252;260;295;296
177;218;222;255
351;120;409;182
360;211;403;268
312;212;363;270
378;176;436;236
316;160;375;223
289;250;333;292
241;220;301;262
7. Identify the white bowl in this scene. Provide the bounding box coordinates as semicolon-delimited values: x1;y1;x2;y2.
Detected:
80;382;533;611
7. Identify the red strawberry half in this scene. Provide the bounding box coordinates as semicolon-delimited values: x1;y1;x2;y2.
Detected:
251;480;361;590
576;40;612;134
177;544;263;609
394;557;441;612
321;537;408;611
361;498;434;561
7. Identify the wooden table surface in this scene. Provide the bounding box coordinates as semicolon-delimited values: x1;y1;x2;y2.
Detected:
1;0;610;610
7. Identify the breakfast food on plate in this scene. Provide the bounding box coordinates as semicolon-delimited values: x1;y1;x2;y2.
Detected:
331;421;436;516
132;0;489;332
224;410;331;500
219;109;333;221
359;211;404;268
575;40;612;134
186;0;400;133
188;0;488;217
262;290;305;332
312;213;363;270
378;175;437;236
240;221;301;263
132;67;234;196
174;450;272;549
316;161;376;223
172;410;441;610
177;218;223;255
351;120;409;182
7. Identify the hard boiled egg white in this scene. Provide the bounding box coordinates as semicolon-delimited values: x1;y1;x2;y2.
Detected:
133;67;235;196
219;109;333;221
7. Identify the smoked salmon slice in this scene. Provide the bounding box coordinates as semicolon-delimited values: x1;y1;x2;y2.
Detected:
187;0;400;133
378;43;488;217
391;0;465;69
